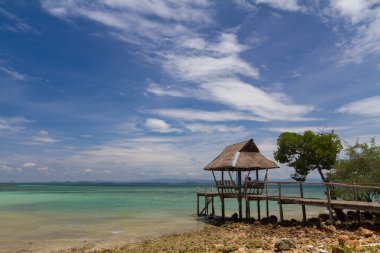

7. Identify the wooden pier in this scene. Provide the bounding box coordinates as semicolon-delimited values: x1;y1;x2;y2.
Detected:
198;139;380;224
197;181;380;223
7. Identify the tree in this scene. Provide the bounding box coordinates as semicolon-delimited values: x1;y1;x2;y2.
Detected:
330;137;380;202
274;130;347;221
274;130;343;182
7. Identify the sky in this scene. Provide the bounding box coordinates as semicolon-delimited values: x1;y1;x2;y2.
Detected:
0;0;379;182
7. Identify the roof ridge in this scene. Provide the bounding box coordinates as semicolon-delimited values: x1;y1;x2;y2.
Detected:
224;139;252;148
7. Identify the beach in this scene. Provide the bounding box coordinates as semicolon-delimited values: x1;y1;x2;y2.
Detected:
1;183;378;252
69;220;380;253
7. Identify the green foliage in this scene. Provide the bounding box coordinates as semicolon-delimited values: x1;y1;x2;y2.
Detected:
330;137;380;202
274;130;342;182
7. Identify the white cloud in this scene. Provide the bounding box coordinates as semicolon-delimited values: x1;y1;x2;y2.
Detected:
84;168;93;173
200;79;315;121
164;54;259;82
330;0;375;24
328;0;380;63
0;116;32;133
0;66;28;81
40;0;211;42
255;0;303;12
153;109;267;122
37;166;49;171
145;118;182;133
0;7;37;34
337;96;380;116
23;162;36;168
146;82;188;97
30;130;59;144
41;0;315;124
267;126;350;133
185;123;245;134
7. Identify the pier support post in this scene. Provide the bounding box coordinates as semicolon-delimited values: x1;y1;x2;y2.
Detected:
278;183;284;223
212;196;215;216
197;187;200;216
300;183;306;222
246;200;250;220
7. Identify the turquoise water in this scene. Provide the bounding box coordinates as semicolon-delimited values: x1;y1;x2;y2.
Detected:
0;183;328;252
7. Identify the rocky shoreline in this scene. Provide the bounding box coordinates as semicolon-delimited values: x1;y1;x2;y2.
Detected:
66;214;380;253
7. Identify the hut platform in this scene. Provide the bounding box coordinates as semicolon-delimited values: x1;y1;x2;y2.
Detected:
197;181;380;221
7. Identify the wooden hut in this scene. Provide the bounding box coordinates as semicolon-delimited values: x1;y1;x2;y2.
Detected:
204;139;279;219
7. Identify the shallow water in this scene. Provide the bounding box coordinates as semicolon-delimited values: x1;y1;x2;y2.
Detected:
0;183;328;252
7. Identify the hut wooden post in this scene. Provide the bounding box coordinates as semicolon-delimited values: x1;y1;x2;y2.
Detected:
221;171;225;219
300;183;306;222
256;169;261;220
265;169;269;218
238;169;243;219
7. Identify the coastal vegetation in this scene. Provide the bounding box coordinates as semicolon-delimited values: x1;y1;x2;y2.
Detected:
330;138;380;202
274;131;380;221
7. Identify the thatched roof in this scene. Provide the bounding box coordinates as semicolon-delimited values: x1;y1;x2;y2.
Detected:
204;139;279;171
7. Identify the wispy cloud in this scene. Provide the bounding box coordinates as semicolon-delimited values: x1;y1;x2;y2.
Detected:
0;116;33;133
0;66;29;81
152;109;268;122
185;123;245;134
254;0;304;12
330;0;380;64
0;6;38;34
267;126;350;133
41;1;316;124
40;0;211;43
145;118;182;133
29;130;59;144
23;162;36;168
337;96;380;117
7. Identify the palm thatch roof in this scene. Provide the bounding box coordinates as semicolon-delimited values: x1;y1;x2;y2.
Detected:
204;139;279;171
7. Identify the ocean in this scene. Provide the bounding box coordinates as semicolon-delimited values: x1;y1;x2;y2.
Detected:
0;183;328;252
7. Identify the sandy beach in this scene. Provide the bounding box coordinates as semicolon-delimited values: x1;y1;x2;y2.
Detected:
57;216;380;253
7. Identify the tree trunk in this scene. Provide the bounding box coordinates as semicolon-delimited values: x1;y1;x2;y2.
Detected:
318;167;348;222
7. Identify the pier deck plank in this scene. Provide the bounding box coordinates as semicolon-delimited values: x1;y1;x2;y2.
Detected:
197;192;380;212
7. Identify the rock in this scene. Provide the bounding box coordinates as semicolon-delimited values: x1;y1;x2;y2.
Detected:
363;212;374;220
253;220;261;226
356;227;374;237
274;239;296;252
246;240;262;249
355;245;364;251
230;213;238;221
347;211;358;220
222;245;238;253
345;239;359;248
308;217;320;223
269;215;278;224
320;223;336;233
338;235;349;246
318;213;330;221
331;247;344;253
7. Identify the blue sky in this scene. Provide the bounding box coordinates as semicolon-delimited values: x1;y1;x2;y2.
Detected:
0;0;379;182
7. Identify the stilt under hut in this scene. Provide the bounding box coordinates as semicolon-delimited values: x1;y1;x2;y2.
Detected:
203;139;279;220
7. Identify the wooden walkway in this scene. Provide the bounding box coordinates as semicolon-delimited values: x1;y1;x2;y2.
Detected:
196;181;380;222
